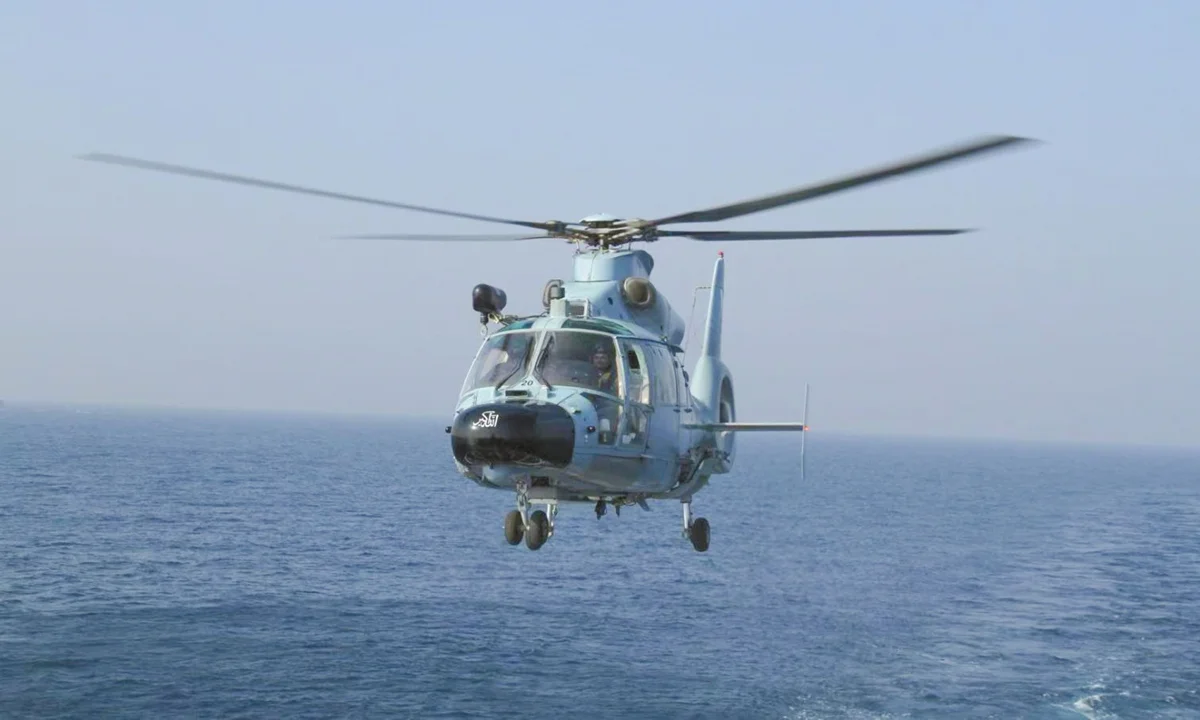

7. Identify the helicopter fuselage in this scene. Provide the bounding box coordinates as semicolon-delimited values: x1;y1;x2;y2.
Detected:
448;248;728;510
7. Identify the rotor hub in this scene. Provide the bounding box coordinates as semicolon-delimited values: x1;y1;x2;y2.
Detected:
579;213;620;227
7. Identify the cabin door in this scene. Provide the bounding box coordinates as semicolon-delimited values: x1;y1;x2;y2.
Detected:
617;340;682;477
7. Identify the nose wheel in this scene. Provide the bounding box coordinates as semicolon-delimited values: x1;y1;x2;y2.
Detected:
504;498;556;550
682;499;710;552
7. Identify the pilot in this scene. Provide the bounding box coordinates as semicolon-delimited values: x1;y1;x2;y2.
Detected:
591;343;617;394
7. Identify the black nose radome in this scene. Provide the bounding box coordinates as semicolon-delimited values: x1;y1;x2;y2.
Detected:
451;402;575;468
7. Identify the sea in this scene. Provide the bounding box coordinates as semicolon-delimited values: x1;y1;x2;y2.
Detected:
2;404;1198;719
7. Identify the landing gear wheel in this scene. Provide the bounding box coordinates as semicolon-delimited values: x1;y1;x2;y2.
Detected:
525;509;551;550
689;517;710;553
504;510;525;546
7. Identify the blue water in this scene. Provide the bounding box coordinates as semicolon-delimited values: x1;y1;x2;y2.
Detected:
2;405;1199;719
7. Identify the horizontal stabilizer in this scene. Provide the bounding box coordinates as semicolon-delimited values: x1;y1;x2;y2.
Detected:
682;422;809;432
688;383;811;479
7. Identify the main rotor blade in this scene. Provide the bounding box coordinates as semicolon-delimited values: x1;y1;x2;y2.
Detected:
658;228;973;241
77;153;556;232
336;232;556;241
648;135;1036;226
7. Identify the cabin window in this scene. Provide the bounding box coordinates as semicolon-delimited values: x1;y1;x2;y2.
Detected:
461;330;537;394
620;403;649;447
533;330;621;398
622;342;650;405
672;353;689;405
645;343;679;406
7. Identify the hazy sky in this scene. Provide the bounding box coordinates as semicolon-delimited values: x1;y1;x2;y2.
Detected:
3;1;1197;447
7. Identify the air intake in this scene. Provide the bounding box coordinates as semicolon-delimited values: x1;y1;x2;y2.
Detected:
621;277;656;309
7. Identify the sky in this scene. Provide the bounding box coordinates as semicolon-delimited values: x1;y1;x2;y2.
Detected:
2;0;1198;447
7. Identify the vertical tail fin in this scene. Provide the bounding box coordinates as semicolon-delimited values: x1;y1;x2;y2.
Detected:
690;252;733;461
700;252;724;360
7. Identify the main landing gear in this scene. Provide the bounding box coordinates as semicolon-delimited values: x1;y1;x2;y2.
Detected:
682;498;710;553
504;496;557;551
502;494;710;553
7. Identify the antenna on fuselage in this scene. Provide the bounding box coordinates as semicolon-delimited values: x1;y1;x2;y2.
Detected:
686;284;710;357
801;383;810;481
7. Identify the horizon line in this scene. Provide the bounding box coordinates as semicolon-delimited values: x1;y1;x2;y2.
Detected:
3;398;1197;454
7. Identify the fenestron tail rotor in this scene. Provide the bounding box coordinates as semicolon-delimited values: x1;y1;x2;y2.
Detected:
77;133;1037;249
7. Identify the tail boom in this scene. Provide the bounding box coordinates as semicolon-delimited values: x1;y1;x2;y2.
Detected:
682;422;808;432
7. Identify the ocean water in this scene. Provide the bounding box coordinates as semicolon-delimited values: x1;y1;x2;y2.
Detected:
2;405;1199;719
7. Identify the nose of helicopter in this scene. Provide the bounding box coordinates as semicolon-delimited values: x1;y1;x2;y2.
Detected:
450;402;575;468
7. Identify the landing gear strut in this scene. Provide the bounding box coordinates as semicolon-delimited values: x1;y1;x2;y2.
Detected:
682;498;710;552
504;494;557;550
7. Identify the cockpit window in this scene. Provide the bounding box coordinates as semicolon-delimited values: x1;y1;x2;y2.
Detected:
534;331;621;397
462;331;536;392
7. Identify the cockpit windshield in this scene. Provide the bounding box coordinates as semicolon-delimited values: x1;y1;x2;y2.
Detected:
462;331;536;392
534;331;621;397
461;329;624;399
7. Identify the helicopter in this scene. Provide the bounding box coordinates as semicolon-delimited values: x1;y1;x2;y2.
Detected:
78;133;1035;552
